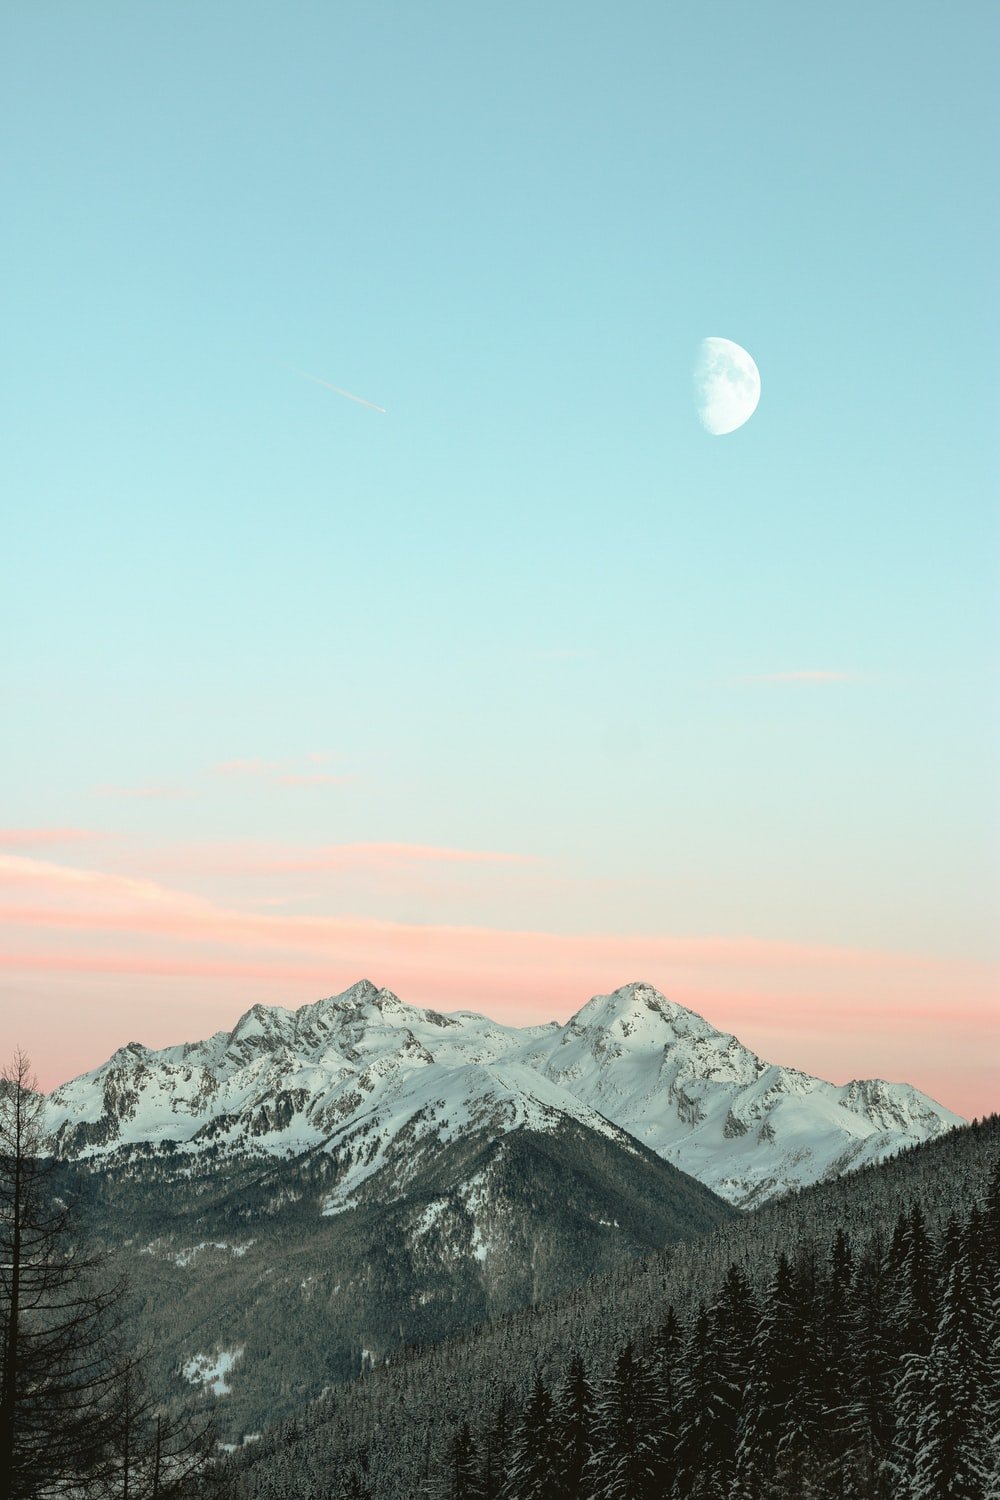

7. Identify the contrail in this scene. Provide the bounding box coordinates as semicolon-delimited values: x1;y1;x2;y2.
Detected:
291;365;386;414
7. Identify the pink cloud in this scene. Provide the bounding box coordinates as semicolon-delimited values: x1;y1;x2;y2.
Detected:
238;841;537;872
98;755;354;797
111;838;539;880
0;828;99;848
213;758;280;777
0;853;982;979
1;851;994;1117
0;854;182;897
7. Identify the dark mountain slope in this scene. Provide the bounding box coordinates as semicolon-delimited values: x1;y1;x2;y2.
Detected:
69;1113;733;1439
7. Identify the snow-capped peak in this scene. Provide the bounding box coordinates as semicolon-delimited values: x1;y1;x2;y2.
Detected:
228;1003;291;1045
307;978;402;1014
569;981;712;1038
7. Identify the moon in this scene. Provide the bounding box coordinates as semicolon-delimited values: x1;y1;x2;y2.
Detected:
694;337;761;435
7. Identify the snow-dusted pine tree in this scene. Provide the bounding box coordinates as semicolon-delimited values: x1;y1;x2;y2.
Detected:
734;1252;799;1498
447;1421;481;1500
908;1255;992;1500
503;1374;556;1500
587;1341;662;1500
481;1386;514;1500
552;1352;594;1500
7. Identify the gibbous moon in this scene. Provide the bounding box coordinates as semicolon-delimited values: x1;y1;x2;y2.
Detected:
694;337;761;435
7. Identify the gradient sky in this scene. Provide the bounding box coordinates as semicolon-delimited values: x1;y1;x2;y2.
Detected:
2;2;997;1116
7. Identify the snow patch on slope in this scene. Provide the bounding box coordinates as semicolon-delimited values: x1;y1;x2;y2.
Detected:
182;1347;244;1397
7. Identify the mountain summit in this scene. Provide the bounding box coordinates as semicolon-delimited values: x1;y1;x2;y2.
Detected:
45;979;961;1207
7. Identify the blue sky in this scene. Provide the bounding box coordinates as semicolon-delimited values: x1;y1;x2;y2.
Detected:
1;3;997;1106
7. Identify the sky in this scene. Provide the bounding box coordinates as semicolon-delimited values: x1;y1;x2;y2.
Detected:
1;2;997;1116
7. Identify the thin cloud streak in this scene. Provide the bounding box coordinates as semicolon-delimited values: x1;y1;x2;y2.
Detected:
213;840;540;873
213;757;354;787
20;836;540;882
214;759;279;777
94;783;192;800
277;773;356;787
742;670;861;684
293;366;386;414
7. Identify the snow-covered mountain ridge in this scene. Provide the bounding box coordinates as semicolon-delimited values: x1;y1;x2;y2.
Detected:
45;979;962;1207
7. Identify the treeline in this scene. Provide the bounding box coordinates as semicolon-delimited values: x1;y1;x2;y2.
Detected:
439;1169;1000;1499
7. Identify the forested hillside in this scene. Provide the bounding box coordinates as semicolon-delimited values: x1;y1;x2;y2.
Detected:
222;1115;1000;1499
65;1114;732;1440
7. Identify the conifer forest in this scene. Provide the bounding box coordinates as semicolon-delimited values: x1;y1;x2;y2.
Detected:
220;1117;1000;1500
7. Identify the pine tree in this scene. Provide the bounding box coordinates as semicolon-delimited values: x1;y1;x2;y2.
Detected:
552;1352;594;1500
481;1388;514;1500
982;1158;1000;1270
962;1203;988;1305
771;1243;829;1497
849;1237;898;1499
503;1374;555;1500
894;1206;936;1358
0;1052;126;1499
907;1254;991;1500
675;1302;730;1497
814;1229;869;1499
337;1467;373;1500
587;1340;661;1500
648;1308;683;1496
447;1422;481;1500
734;1251;809;1499
936;1213;965;1290
99;1350;220;1499
980;1156;1000;1498
709;1262;757;1492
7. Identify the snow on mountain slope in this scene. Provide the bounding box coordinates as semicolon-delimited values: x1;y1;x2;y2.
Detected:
44;978;962;1207
315;1056;646;1215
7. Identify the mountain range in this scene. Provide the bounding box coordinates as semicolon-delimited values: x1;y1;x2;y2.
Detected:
46;978;961;1208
